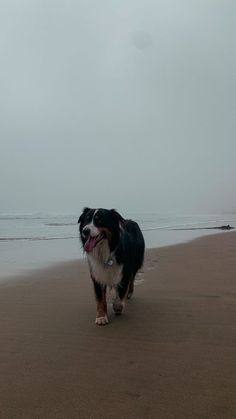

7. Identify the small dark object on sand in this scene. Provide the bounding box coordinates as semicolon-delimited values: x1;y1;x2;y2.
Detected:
218;225;234;230
173;224;234;231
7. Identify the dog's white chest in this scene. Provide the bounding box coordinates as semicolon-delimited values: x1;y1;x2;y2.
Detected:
87;241;123;287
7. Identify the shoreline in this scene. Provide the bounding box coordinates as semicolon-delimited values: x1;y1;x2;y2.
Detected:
1;232;236;418
0;229;233;282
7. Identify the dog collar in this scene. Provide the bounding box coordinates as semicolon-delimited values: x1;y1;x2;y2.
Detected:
103;231;123;267
104;258;114;267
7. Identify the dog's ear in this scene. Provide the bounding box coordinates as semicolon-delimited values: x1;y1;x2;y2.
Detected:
78;207;90;224
110;209;125;225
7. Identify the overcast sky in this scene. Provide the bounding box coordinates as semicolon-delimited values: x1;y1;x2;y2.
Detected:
0;0;235;214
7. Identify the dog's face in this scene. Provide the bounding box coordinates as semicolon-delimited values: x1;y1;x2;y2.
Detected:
78;207;124;253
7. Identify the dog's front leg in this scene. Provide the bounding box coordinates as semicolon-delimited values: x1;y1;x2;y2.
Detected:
92;277;108;325
113;274;132;315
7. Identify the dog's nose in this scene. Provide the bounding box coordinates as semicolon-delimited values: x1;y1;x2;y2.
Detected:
82;227;90;236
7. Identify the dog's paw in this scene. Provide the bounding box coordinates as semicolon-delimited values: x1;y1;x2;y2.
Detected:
95;315;109;325
113;300;124;315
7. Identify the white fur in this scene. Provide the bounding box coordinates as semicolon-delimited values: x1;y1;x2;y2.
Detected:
95;315;108;325
82;210;100;237
83;223;99;237
87;240;123;287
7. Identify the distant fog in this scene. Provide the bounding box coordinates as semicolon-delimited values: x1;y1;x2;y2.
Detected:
1;0;235;214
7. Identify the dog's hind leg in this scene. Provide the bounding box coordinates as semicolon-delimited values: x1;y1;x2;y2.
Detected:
92;277;108;325
127;278;134;299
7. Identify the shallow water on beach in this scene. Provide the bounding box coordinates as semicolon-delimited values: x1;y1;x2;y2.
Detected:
0;211;235;278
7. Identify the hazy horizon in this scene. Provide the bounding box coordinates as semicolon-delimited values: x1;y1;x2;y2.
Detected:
1;0;236;215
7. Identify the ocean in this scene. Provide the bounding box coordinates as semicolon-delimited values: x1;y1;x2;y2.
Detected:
0;212;235;278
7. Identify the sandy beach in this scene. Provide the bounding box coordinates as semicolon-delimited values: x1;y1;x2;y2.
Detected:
1;231;236;419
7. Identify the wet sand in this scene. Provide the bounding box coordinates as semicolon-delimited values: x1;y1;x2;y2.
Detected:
0;232;236;419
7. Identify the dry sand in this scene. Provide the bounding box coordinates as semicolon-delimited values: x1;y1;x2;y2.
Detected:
0;232;236;419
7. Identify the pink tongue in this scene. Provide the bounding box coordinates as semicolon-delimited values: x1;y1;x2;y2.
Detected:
84;236;97;253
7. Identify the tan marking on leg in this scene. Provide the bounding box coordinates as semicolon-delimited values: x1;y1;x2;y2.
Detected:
95;291;108;325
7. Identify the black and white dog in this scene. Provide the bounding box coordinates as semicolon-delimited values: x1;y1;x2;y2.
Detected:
78;208;145;325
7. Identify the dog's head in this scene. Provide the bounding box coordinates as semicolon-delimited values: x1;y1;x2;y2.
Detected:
78;207;125;253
